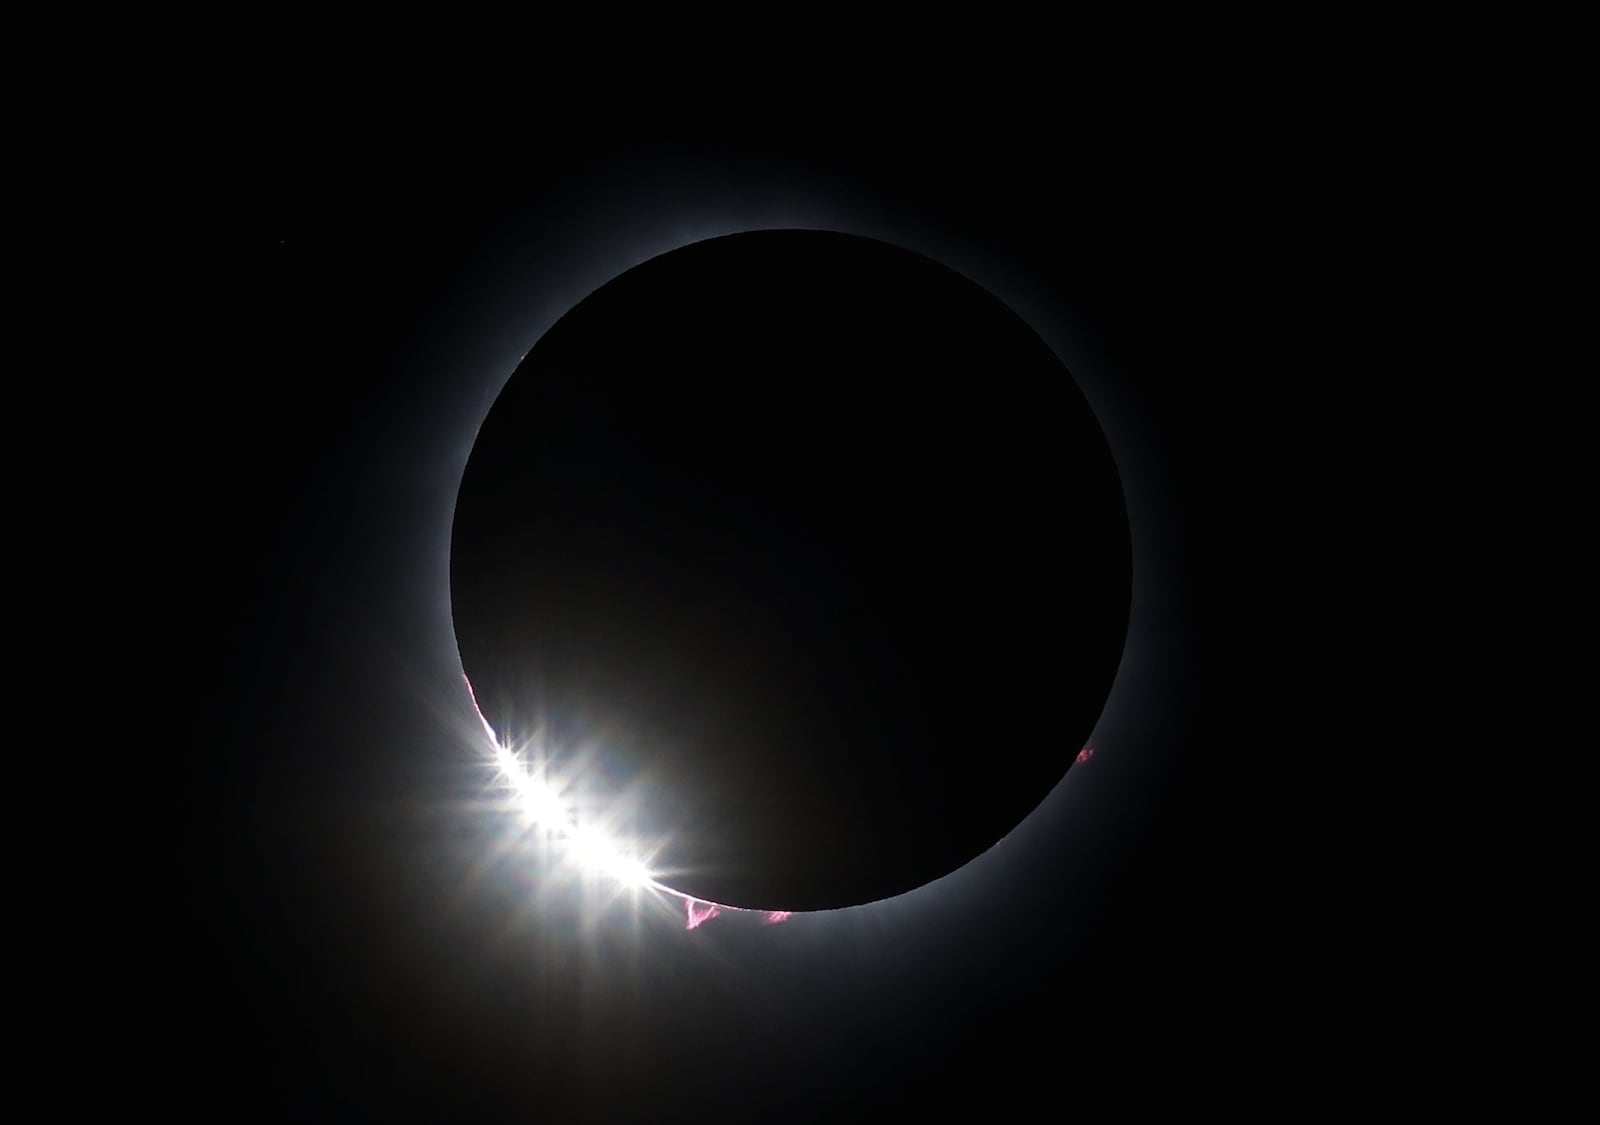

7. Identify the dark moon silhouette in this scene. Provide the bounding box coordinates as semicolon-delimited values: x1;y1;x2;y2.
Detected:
450;230;1130;911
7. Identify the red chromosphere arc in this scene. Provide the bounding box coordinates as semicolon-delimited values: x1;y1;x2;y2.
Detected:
685;898;721;930
681;902;790;930
681;898;791;930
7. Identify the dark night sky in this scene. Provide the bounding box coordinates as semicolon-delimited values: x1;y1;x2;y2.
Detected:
165;132;1360;1117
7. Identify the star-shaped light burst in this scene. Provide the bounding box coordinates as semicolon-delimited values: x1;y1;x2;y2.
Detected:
490;738;657;890
477;707;787;930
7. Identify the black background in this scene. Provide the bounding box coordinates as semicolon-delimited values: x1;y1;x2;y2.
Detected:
166;130;1350;1116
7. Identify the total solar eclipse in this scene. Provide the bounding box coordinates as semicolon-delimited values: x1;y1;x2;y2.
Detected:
450;229;1131;913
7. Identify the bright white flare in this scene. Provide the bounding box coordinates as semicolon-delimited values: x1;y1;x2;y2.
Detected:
469;670;806;927
493;741;655;888
568;825;654;888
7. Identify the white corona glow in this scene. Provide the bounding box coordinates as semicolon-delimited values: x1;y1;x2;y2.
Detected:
492;738;657;889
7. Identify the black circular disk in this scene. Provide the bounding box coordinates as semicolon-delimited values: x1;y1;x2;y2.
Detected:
450;230;1130;911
